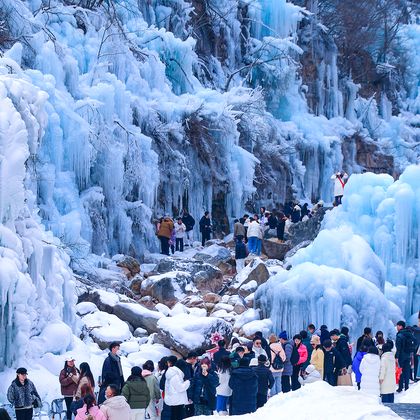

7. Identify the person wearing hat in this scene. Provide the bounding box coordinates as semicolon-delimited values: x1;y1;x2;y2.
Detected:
228;358;258;415
98;342;125;404
279;331;293;393
59;356;80;420
7;367;41;420
309;335;324;378
122;367;151;420
252;355;274;408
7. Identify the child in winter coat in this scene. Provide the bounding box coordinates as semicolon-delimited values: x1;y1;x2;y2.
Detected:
360;346;381;397
379;342;396;403
352;343;368;390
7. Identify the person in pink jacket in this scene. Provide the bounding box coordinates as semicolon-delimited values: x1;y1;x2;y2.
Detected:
291;334;308;391
75;394;106;420
268;334;286;396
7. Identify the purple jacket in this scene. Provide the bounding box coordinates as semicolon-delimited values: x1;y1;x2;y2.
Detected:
352;351;366;383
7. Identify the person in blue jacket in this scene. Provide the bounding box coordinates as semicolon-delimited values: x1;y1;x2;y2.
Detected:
352;341;369;389
229;358;258;415
98;342;124;404
192;358;219;416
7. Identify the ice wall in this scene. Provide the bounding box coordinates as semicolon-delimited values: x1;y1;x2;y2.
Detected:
256;167;420;336
0;69;76;369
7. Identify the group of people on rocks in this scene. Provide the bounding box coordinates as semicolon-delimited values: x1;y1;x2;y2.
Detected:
6;319;419;419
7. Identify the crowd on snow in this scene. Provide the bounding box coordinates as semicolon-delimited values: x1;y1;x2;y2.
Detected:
5;316;420;420
155;172;348;259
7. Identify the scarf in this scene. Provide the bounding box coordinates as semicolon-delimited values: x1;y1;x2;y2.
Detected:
109;352;123;377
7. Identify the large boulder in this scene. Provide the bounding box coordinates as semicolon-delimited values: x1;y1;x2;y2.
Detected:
141;271;196;308
113;255;141;278
262;238;291;260
155;314;233;356
194;244;233;270
155;258;224;294
229;258;270;293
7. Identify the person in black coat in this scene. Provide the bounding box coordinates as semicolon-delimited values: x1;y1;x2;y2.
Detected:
98;342;124;404
396;321;415;392
276;212;286;241
192;359;219;416
213;340;230;368
322;339;345;386
320;325;330;344
199;211;212;246
182;211;195;247
356;327;375;352
252;355;274;408
229;358;258;415
330;329;352;369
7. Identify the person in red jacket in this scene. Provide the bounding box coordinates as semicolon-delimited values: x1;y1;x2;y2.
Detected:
291;335;308;391
59;356;80;420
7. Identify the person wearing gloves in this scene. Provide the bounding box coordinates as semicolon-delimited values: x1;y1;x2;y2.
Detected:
379;342;396;403
164;356;190;420
359;346;381;397
7;367;41;420
59;356;80;420
298;364;322;385
101;385;131;420
331;171;348;206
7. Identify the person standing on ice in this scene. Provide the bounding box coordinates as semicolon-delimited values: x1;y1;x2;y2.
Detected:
181;210;195;247
379;342;396;403
279;331;294;393
59;356;80;420
98;342;125;404
174;218;186;252
157;216;174;256
360;346;381;397
330;329;352;370
100;385;131;420
396;320;416;392
7;367;41;420
331;171;348;206
199;211;212;246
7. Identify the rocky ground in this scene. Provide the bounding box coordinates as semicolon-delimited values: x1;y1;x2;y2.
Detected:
75;210;328;357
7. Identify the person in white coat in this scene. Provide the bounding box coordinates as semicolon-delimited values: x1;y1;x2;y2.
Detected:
331;172;348;206
359;346;381;398
174;218;186;252
298;364;322;385
379;342;396;403
216;356;232;415
247;215;263;256
164;356;190;420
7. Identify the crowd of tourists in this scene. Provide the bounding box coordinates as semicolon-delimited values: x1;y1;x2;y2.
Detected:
5;318;420;420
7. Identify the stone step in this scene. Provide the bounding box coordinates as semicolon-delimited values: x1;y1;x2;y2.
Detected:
384;403;420;419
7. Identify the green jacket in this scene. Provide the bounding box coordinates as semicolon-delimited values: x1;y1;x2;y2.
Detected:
122;377;151;409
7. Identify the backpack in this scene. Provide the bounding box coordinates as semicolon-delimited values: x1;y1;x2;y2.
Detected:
404;332;416;354
271;349;284;370
290;345;299;366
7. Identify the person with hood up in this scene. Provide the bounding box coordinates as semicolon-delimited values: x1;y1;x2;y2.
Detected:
331;171;348;205
268;334;286;396
247;214;263;256
75;394;106;420
298;364;322;386
7;367;41;420
309;335;324;378
360;346;380;397
252;355;274;408
98;342;124;404
142;361;161;420
164;356;190;420
229;358;258;415
291;334;308;391
379;342;396;403
192;358;219;415
352;341;369;390
59;356;80;420
122;367;151;420
330;329;352;369
279;331;294;393
100;385;131;420
215;356;232;415
157;216;174;255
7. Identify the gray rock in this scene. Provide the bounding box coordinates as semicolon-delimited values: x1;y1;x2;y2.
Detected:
284;240;312;261
288;208;328;248
229;258;270;293
115;255;141;278
194;244;232;269
262;239;291;260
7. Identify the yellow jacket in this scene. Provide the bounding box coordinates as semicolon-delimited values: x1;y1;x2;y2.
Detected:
310;347;324;378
